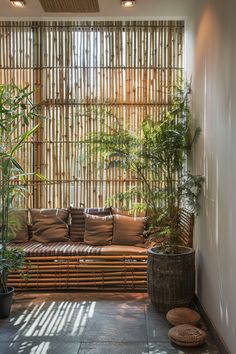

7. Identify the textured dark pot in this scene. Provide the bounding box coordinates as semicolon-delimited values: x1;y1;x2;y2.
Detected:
0;287;14;319
147;246;195;313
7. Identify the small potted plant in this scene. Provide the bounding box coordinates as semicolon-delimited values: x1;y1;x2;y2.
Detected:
88;82;203;312
0;83;42;318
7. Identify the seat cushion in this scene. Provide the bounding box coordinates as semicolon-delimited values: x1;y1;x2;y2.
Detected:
8;241;102;257
8;241;147;257
69;208;85;242
100;245;147;256
70;207;112;242
112;214;146;245
30;208;69;242
84;213;113;246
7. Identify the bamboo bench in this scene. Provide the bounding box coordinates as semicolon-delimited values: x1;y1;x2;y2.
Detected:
8;209;193;291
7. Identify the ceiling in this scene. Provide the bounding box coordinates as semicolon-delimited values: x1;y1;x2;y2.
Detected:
0;0;194;19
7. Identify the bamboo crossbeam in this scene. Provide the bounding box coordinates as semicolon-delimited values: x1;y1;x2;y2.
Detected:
20;261;147;266
0;23;184;29
9;271;147;277
10;268;147;276
24;255;147;261
15;264;147;271
12;286;147;291
9;275;147;282
1;65;183;70
9;280;147;287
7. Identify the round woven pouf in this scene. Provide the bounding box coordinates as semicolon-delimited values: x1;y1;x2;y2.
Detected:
166;307;201;326
168;324;207;347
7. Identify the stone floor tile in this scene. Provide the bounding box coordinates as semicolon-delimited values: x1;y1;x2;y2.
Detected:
0;300;89;341
78;342;149;354
0;342;13;354
0;319;21;342
148;341;221;354
82;312;147;342
0;292;221;354
1;340;81;354
145;304;172;343
91;301;145;314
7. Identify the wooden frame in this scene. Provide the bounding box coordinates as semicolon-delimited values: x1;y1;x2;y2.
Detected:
8;209;193;292
8;255;148;291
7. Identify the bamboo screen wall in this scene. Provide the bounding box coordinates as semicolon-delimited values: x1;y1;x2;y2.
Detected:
0;21;184;208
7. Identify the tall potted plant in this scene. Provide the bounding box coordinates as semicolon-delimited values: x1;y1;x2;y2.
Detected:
88;83;203;312
0;83;42;318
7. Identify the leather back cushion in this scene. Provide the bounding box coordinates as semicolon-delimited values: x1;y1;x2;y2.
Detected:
84;213;113;246
112;214;146;245
30;208;69;242
70;207;111;242
8;209;29;243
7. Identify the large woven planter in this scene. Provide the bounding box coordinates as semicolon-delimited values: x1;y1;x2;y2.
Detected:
147;246;195;312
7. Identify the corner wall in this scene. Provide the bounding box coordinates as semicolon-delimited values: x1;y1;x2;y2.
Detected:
191;0;236;352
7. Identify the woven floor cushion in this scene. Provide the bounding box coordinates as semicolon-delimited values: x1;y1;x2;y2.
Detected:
168;324;207;347
166;307;201;326
8;241;147;257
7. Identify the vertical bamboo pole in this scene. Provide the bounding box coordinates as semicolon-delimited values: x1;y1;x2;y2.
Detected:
33;23;44;208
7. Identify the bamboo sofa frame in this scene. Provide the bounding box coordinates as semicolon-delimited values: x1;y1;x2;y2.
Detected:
8;209;194;291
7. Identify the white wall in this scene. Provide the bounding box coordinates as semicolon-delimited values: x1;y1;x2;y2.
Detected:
191;0;236;352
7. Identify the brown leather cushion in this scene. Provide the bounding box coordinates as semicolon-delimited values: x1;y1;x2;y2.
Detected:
8;209;29;243
112;208;146;217
30;209;69;243
112;214;146;245
70;207;111;242
84;213;113;246
69;208;85;242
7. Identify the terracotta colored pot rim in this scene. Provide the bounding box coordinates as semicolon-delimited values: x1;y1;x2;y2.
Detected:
148;246;195;257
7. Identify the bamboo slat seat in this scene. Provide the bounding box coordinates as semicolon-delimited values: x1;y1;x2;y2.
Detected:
8;241;148;257
7;208;193;292
8;241;102;257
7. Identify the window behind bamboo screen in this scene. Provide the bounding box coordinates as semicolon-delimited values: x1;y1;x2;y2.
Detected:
0;21;184;209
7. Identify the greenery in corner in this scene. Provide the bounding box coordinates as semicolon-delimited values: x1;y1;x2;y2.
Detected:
0;83;44;293
87;83;204;253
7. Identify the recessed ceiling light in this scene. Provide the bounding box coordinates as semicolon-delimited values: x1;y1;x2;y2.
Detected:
122;0;135;8
10;0;25;8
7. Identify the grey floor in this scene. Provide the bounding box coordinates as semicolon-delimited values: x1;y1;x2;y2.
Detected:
0;292;221;354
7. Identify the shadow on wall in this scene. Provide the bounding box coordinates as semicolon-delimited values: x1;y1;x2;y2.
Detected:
195;3;220;75
193;1;236;351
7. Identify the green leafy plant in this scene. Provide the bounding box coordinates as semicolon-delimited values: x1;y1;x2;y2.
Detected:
0;83;44;293
87;83;204;252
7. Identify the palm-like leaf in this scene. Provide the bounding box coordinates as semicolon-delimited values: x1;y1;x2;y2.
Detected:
0;83;45;293
87;83;204;251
